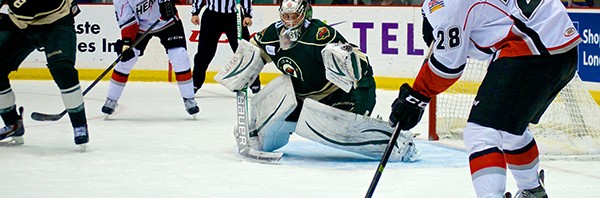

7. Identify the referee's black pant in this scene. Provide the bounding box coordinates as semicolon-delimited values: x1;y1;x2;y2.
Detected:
193;9;261;92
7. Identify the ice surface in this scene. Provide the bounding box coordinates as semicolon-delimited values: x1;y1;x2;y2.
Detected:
1;80;599;197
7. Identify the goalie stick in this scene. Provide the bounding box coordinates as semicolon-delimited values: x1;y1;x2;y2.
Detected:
31;20;168;121
364;45;433;197
233;90;283;162
232;3;283;162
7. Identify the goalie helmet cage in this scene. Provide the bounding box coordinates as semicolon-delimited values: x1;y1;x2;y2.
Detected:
428;58;600;160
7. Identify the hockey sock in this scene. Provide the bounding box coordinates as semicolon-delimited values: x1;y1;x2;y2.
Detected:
504;138;541;190
469;147;507;197
0;105;18;126
174;69;194;99
168;47;194;98
0;87;16;114
107;70;129;101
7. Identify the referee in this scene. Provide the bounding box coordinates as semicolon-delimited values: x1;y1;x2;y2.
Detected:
191;0;261;94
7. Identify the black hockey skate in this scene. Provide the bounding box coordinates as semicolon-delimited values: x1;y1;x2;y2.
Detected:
184;98;199;115
0;107;25;145
74;125;89;151
101;98;118;115
508;170;547;198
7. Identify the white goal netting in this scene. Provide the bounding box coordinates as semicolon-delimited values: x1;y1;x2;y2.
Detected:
431;59;600;159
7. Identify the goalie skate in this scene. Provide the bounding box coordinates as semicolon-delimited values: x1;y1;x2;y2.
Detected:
233;126;283;162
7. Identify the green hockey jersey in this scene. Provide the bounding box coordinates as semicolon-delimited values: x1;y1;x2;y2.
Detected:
252;19;374;101
2;0;73;29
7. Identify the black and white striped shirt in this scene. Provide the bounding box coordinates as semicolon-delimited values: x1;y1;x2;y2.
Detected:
191;0;253;17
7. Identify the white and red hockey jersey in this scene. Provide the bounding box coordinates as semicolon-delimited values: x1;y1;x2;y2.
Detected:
113;0;178;40
414;0;582;97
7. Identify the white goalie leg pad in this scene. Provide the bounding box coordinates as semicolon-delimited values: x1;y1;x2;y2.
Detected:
295;98;420;162
214;39;264;92
321;43;363;93
249;75;298;152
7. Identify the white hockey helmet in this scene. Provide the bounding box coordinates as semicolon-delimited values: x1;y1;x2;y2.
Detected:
279;0;310;29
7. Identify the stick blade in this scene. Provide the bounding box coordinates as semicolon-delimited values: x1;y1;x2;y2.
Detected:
31;112;65;121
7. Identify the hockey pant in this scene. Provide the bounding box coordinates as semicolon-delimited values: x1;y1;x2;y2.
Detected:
107;47;194;100
464;122;541;198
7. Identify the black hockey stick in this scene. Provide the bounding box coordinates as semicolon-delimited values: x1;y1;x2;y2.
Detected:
31;20;166;121
364;45;433;197
364;125;403;198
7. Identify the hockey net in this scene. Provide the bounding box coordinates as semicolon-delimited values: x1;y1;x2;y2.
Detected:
429;58;600;160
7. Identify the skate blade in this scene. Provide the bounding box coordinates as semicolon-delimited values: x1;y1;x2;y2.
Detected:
104;114;110;120
78;144;87;152
192;114;198;120
9;136;23;145
0;136;24;146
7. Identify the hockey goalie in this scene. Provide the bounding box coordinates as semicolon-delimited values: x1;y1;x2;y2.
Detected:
214;0;420;162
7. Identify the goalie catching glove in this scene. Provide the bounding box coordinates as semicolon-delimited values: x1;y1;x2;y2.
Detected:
321;42;362;93
389;83;430;130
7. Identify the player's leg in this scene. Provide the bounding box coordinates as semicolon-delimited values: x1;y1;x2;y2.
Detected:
192;10;222;93
102;33;152;115
0;23;32;144
507;48;577;198
466;48;577;197
40;15;89;145
502;128;546;198
248;75;298;151
462;123;507;197
157;20;198;115
465;56;544;197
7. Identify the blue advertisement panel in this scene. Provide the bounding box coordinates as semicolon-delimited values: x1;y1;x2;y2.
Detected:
569;12;600;83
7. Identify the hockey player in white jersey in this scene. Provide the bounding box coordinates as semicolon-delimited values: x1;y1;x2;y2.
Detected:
388;0;580;197
103;0;199;117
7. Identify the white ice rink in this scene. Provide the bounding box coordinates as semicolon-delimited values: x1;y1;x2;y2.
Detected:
1;80;599;197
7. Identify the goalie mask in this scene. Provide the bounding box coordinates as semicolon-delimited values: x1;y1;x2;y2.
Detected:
278;0;311;50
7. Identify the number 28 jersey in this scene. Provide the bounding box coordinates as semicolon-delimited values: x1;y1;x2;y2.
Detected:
416;0;581;97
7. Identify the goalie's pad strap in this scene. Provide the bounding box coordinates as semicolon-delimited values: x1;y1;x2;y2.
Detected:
322;43;363;93
214;39;264;91
295;98;419;162
250;75;298;151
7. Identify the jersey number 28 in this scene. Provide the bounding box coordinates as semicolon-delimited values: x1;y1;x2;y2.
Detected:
435;27;461;50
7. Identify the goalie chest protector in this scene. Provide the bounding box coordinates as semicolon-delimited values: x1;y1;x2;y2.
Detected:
253;19;348;96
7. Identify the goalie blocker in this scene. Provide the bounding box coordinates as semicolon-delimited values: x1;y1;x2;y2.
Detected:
214;39;264;92
249;75;420;162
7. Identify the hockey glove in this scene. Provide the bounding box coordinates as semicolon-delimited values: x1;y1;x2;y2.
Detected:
115;39;135;62
159;0;177;21
389;83;430;130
